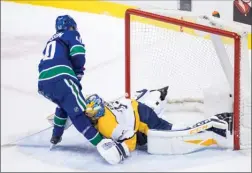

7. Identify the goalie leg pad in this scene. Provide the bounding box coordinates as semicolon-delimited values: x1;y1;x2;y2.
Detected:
138;102;172;131
97;139;130;165
147;129;215;155
147;114;233;155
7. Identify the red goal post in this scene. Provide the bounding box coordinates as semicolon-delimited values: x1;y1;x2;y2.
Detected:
125;8;242;150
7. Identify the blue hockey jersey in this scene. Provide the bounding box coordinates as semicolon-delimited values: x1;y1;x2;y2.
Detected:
38;30;86;85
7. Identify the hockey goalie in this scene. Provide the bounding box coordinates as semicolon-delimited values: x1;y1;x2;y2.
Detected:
48;86;233;165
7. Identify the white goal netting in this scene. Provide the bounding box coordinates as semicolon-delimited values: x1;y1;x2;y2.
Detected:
126;9;251;150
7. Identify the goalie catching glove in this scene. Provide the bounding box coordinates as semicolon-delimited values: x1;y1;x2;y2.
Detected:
97;138;130;165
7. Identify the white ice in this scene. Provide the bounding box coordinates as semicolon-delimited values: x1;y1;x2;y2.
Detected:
1;2;251;172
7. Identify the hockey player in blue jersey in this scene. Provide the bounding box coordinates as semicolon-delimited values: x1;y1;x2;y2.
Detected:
38;15;102;146
38;16;128;157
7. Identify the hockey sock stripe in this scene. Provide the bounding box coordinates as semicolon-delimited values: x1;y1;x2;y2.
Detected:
71;53;85;56
39;65;77;81
53;123;64;127
64;79;85;111
53;115;67;127
70;45;85;57
54;115;67;120
89;132;103;146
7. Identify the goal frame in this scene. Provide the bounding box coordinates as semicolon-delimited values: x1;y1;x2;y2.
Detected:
124;8;241;150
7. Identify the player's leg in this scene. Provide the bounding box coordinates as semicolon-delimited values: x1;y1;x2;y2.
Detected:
134;101;172;147
58;79;102;146
137;101;173;133
39;79;103;146
50;107;68;144
38;81;68;145
52;108;68;136
136;131;147;146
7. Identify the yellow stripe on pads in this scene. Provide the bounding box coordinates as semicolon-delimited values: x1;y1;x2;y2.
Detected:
184;138;217;146
200;138;217;146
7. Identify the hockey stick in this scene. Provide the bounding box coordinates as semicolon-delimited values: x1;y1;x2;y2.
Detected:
1;126;53;148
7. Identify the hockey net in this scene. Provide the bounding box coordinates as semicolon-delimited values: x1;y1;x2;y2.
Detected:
125;9;251;150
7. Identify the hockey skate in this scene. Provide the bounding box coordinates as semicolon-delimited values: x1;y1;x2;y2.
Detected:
133;86;169;117
135;86;169;101
208;112;233;137
50;136;62;150
150;86;169;101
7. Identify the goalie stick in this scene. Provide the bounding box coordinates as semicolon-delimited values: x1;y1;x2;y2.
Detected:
1;125;53;148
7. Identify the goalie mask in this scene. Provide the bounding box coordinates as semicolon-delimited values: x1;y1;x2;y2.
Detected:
85;94;105;119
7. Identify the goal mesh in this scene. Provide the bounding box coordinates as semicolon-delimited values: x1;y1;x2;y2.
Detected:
125;9;251;150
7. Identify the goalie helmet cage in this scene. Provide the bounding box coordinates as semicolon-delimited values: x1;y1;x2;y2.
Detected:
125;8;250;150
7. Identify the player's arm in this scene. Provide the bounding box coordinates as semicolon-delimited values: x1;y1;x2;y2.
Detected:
62;30;86;81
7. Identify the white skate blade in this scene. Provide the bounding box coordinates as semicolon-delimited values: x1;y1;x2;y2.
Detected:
49;144;56;150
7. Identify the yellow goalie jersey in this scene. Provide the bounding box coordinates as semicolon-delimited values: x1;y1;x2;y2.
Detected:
95;99;142;152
